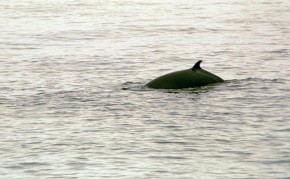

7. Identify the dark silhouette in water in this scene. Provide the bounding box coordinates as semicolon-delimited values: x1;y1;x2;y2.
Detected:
146;60;223;89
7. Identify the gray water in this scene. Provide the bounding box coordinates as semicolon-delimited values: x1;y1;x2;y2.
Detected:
1;0;290;178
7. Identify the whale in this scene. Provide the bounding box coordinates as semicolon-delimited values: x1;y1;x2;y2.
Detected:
146;60;223;89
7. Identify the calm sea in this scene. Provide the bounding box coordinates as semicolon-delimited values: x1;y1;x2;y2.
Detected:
0;0;289;178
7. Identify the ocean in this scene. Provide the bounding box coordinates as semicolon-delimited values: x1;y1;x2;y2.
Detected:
0;0;289;178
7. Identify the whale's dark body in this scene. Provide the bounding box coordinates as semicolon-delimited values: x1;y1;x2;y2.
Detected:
146;60;223;89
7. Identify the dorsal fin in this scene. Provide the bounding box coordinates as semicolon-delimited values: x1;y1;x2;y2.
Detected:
192;60;202;70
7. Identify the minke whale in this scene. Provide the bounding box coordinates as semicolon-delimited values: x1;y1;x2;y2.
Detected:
146;60;223;89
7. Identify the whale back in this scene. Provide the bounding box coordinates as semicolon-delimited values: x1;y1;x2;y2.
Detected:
146;61;223;89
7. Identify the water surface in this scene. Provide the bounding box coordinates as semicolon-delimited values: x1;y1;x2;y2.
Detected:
0;0;289;178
